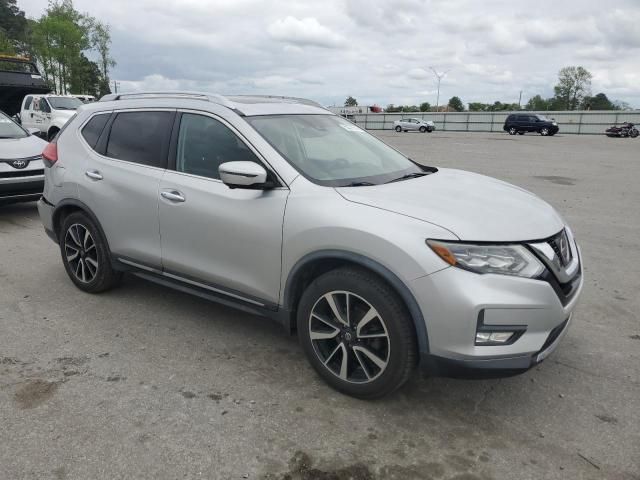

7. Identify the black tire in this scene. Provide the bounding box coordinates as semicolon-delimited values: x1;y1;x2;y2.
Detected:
630;129;639;138
419;126;427;133
394;126;401;132
540;127;550;136
508;127;517;135
59;211;122;293
297;267;417;399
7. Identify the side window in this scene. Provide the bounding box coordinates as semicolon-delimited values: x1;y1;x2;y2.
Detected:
175;113;260;180
39;100;51;113
81;113;110;149
23;96;33;110
105;111;173;167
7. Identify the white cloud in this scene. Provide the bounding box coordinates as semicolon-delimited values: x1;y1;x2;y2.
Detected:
15;0;640;107
268;16;345;48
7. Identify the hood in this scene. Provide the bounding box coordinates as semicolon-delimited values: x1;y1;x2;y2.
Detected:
53;109;76;120
0;134;47;160
336;168;564;242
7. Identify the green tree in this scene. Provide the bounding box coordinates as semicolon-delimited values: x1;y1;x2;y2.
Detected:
525;95;550;111
0;29;16;54
468;102;489;112
419;102;431;112
344;96;358;107
91;21;115;94
553;66;592;111
447;96;464;112
581;92;616;110
0;0;28;52
385;104;401;113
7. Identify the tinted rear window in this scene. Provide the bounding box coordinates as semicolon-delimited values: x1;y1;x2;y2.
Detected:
105;111;173;167
81;113;110;149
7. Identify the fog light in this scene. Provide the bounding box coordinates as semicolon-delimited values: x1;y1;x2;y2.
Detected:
475;331;515;345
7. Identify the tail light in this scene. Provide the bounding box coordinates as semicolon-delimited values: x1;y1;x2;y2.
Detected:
42;142;58;167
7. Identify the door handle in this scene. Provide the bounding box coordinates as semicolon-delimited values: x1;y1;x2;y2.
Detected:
161;190;185;202
85;170;103;180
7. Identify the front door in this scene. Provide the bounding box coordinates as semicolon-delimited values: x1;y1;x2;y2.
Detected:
158;112;289;305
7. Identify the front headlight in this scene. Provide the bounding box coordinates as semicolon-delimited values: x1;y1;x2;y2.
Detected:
427;240;545;278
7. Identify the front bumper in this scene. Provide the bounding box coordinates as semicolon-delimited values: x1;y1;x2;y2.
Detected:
0;160;45;204
411;247;583;376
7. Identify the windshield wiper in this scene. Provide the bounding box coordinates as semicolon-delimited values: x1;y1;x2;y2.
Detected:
343;181;376;187
385;172;428;184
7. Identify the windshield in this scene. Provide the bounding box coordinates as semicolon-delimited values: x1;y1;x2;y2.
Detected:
0;112;28;139
246;114;422;186
48;96;83;110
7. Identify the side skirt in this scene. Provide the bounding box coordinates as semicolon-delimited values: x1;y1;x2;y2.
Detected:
113;258;292;331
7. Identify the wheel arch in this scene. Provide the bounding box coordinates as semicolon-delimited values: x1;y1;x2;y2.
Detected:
52;199;112;253
282;250;429;355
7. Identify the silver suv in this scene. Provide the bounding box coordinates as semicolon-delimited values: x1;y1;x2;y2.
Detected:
38;92;583;398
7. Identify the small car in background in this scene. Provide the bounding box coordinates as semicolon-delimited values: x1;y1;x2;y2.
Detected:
504;114;558;136
394;118;435;133
0;109;47;205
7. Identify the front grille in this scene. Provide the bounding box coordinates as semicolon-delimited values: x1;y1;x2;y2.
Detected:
547;230;572;267
0;169;44;179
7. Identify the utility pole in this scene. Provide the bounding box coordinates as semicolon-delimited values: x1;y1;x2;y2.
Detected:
113;80;120;94
518;90;523;109
429;67;451;112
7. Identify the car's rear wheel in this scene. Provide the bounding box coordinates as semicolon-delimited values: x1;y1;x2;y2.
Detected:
60;212;122;293
419;126;427;133
297;267;417;399
540;127;550;136
394;126;402;132
508;127;517;135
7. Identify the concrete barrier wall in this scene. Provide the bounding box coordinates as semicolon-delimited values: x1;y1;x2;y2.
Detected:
350;111;640;134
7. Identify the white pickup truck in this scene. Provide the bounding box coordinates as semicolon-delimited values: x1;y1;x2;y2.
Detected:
19;94;84;141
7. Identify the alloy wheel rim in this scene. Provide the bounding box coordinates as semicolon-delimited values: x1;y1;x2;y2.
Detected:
309;291;390;384
64;223;98;283
541;128;549;135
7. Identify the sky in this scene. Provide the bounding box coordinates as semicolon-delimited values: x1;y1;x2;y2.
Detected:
18;0;640;108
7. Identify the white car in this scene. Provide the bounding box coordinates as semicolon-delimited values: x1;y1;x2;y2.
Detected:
394;118;435;133
19;94;84;141
0;110;47;204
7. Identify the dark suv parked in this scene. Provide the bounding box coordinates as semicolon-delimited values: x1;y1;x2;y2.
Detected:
504;114;558;136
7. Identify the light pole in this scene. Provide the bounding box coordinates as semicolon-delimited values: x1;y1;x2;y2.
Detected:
429;67;450;112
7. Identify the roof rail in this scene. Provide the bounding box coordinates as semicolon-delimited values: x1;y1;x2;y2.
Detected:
227;95;324;109
98;91;237;109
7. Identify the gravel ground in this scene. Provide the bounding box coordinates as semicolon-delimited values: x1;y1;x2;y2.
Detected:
1;131;638;480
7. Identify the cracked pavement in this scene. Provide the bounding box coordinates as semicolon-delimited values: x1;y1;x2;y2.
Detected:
1;132;639;479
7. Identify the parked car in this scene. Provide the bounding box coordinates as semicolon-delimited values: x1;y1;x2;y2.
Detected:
38;92;583;398
504;113;558;136
20;94;83;141
0;109;47;205
394;118;435;133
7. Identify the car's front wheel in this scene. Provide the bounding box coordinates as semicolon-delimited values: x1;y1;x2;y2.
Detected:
394;125;402;132
60;212;122;293
297;267;417;399
540;127;550;136
419;126;427;133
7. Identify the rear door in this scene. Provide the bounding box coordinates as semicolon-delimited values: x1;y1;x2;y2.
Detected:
158;111;289;305
78;109;175;268
21;96;37;130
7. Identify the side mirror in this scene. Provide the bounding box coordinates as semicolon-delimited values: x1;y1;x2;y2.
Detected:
219;161;270;189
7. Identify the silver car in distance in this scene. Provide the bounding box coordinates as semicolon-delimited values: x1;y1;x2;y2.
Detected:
394;117;435;133
38;92;583;398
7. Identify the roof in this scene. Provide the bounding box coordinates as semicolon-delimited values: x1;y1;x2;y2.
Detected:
97;91;330;116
